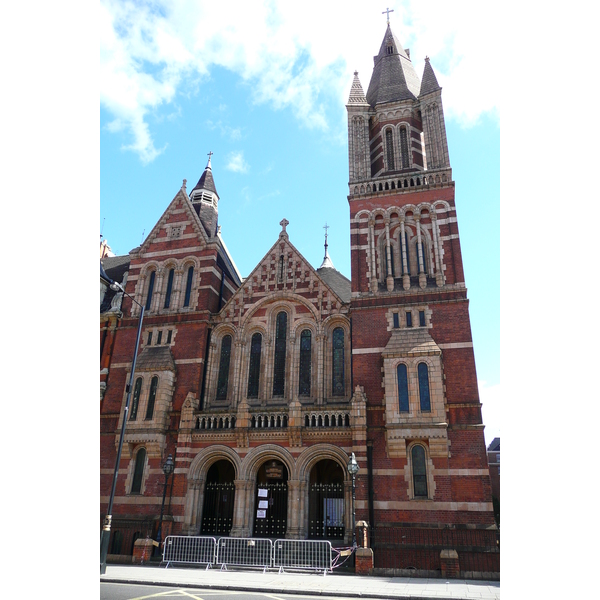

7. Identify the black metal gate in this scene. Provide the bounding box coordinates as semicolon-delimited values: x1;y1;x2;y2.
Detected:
308;482;345;539
253;481;288;538
200;481;235;535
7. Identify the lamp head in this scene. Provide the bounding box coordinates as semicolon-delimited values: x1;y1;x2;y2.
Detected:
163;454;174;476
347;452;359;475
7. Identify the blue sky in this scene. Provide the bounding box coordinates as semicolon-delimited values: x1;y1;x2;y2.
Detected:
99;0;500;444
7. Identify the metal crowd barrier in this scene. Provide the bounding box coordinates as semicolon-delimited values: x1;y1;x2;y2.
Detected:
273;539;333;574
216;537;273;571
162;535;338;574
163;536;217;568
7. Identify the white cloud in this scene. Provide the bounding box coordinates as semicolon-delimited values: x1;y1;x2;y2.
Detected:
101;0;500;162
226;151;249;173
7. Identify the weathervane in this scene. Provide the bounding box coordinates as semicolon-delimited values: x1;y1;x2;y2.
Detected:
382;7;394;23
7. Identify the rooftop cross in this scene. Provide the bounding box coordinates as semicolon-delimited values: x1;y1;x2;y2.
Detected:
323;222;329;242
280;218;289;234
382;7;394;23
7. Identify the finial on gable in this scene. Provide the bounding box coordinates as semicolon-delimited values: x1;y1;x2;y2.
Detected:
279;218;289;238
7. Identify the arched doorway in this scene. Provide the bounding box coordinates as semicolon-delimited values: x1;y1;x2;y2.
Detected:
200;459;236;536
253;459;288;538
308;459;345;540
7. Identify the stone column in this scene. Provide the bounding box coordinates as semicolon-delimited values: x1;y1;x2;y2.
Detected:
230;479;253;537
416;217;427;289
431;213;444;286
368;218;378;293
385;218;394;292
286;480;303;539
400;219;410;290
152;268;165;313
172;268;184;309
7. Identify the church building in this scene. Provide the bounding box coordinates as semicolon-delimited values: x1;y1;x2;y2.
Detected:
100;22;498;576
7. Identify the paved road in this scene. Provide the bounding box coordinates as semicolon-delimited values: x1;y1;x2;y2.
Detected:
101;582;347;600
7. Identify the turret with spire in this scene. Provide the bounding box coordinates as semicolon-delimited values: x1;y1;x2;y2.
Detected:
190;152;220;238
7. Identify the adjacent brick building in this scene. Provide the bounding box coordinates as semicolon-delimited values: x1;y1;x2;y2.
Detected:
100;23;498;576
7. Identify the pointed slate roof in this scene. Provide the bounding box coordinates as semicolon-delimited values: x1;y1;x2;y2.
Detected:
191;155;218;197
419;56;442;96
366;24;421;106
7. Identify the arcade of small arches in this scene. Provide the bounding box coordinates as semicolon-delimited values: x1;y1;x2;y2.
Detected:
182;444;359;543
350;171;450;197
355;202;450;290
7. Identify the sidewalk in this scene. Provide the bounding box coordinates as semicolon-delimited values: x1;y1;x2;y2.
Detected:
100;564;500;600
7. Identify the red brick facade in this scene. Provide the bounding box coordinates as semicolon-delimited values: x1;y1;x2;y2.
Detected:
100;23;498;577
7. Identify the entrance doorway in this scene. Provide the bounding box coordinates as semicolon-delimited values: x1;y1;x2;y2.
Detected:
252;459;288;538
200;460;235;536
308;459;345;540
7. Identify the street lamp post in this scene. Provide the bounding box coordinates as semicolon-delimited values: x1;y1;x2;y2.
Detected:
154;453;175;558
100;265;145;575
347;452;360;548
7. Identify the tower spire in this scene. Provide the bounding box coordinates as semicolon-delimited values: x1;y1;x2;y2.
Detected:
319;223;334;269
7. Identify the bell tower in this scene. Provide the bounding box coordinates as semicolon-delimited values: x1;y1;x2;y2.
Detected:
347;22;496;537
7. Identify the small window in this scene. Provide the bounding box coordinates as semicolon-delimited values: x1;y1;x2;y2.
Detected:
397;364;409;412
406;312;412;328
419;311;426;327
393;313;399;329
147;331;153;345
166;330;172;344
183;266;194;307
156;330;163;345
412;445;428;498
145;376;158;420
163;268;175;308
130;377;142;421
418;363;431;412
131;448;146;494
145;271;156;311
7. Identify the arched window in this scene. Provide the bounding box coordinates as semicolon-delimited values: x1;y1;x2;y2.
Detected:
131;448;146;494
145;376;158;420
418;363;431;412
183;266;194;307
163;268;175;308
298;329;312;396
397;364;409;412
411;445;428;498
400;127;409;169
130;377;142;421
272;312;287;396
216;335;232;400
386;129;395;171
145;271;156;311
247;333;262;399
332;327;345;396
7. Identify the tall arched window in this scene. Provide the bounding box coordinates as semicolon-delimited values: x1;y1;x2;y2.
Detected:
418;363;431;412
216;335;232;400
145;376;158;420
163;268;175;308
131;448;146;494
332;327;345;396
145;271;156;311
130;377;142;421
247;333;262;399
411;445;428;498
272;312;287;396
397;364;409;412
400;127;409;169
386;129;395;171
298;329;312;396
183;266;194;307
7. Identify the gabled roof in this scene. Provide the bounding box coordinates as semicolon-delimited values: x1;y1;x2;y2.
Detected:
217;224;351;321
366;24;421;106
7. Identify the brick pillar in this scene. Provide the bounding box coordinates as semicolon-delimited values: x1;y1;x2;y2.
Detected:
440;549;460;578
354;520;373;575
133;537;155;564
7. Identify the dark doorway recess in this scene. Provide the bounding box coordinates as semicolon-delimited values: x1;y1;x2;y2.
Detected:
200;460;235;536
308;459;345;540
253;459;288;538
